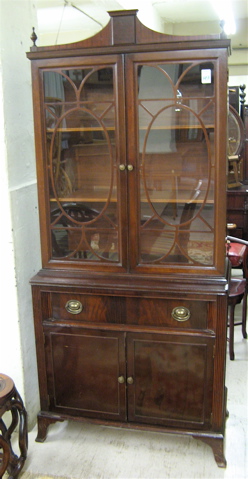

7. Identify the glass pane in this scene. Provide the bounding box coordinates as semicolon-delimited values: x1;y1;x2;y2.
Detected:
138;62;215;265
43;68;119;262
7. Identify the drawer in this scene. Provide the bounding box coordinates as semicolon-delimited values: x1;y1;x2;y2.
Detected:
42;292;211;329
49;292;123;323
126;297;208;329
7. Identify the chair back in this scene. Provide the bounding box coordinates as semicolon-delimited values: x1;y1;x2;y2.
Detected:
226;236;248;277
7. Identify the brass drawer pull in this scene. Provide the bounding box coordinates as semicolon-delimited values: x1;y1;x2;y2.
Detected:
172;306;190;322
127;376;134;385
65;300;83;315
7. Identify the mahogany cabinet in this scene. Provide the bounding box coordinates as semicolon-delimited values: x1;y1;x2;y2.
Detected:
27;10;230;468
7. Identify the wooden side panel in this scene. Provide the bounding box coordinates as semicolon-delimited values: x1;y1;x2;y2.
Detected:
31;286;50;411
211;294;228;430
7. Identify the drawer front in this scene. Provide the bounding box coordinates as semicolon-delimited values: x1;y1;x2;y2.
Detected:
126;297;208;329
49;292;123;323
42;292;211;329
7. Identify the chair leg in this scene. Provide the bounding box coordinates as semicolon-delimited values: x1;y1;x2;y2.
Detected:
242;291;247;339
229;304;235;360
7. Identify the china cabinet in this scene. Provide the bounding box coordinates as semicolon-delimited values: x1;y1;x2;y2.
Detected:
27;10;230;467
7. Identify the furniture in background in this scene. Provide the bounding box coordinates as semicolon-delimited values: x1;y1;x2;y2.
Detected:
27;10;230;468
243;104;248;182
227;85;248;239
226;237;248;360
227;186;248;240
0;374;28;478
227;102;246;188
229;84;246;116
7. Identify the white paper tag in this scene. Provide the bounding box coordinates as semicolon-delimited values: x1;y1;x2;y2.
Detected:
201;69;211;84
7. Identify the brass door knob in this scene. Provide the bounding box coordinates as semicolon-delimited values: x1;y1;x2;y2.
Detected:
118;375;125;384
127;376;134;384
119;164;126;171
127;164;134;171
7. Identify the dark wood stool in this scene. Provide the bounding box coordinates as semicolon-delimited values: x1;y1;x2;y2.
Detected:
0;374;28;478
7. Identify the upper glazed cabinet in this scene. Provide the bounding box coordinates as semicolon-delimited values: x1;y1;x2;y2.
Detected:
29;11;229;277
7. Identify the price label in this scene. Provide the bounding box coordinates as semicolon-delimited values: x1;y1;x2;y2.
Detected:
201;69;211;84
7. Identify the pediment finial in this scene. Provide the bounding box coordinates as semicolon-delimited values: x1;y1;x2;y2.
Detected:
30;27;38;47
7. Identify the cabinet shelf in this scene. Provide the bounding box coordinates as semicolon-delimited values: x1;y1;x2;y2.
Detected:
49;183;213;205
47;127;115;132
50;197;213;204
47;124;214;133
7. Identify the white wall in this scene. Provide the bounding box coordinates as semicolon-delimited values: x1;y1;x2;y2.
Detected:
0;0;41;427
229;75;248;89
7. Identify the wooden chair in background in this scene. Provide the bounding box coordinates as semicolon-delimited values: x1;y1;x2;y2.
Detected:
226;236;248;360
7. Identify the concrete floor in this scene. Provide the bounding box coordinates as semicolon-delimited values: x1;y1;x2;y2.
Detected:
6;301;248;479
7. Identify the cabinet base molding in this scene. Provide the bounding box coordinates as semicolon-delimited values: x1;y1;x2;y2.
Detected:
36;411;226;468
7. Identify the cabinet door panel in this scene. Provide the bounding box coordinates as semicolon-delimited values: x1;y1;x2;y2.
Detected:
44;328;126;421
36;55;127;270
126;52;227;275
127;332;214;429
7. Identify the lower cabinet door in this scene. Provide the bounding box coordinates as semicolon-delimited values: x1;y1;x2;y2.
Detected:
126;332;214;429
44;327;127;421
44;326;214;429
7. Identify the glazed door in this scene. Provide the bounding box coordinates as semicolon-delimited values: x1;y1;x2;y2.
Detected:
44;327;127;421
33;55;127;270
125;51;228;275
126;332;214;429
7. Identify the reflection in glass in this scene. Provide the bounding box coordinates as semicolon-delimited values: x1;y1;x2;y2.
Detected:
138;61;215;265
228;108;241;155
43;67;118;261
